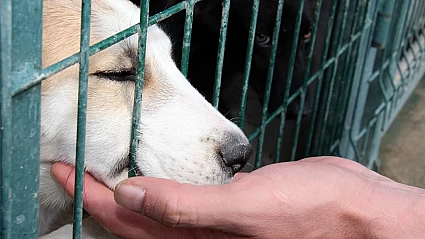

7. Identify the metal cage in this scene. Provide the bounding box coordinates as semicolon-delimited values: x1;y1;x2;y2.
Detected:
1;0;424;237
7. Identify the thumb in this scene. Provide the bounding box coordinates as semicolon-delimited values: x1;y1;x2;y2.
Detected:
114;177;244;230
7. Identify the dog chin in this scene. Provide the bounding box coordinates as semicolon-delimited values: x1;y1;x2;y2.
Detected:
97;163;234;191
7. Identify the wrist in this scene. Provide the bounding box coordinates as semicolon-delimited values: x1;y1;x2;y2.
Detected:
360;181;425;239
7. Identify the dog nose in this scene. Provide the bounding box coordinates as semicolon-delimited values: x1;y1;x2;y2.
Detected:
219;142;253;174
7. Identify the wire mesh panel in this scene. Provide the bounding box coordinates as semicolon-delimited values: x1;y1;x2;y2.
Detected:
340;0;425;168
1;0;425;237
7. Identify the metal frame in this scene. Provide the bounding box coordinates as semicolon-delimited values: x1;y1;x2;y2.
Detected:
1;0;425;238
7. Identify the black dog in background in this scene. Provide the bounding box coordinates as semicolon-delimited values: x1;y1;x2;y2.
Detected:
138;0;316;119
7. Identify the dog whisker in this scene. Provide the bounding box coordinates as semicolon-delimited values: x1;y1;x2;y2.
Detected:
224;110;233;118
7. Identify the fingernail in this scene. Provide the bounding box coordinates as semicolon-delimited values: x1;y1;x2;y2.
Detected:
115;183;145;212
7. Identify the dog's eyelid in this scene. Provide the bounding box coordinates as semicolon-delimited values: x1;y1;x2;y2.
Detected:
92;69;136;81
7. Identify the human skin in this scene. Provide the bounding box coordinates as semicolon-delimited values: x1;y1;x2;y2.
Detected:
51;157;425;239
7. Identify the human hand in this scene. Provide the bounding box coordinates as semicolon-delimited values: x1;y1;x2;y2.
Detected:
51;157;425;239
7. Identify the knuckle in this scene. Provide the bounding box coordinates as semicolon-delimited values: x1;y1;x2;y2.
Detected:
157;186;200;228
160;195;184;227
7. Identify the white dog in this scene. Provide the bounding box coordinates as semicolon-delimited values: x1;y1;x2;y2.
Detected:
39;0;252;237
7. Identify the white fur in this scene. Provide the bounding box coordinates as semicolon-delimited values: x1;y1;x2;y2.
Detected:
39;0;249;237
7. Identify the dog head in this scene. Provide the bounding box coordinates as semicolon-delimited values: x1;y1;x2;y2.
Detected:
247;0;316;117
179;0;317;118
41;0;252;188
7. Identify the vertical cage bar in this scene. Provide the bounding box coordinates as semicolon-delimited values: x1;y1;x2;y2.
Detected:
405;0;420;70
400;0;419;85
238;0;260;129
377;0;400;133
0;0;13;237
343;0;379;161
304;0;338;156
212;0;231;108
274;0;305;163
380;1;402;130
129;0;150;177
73;0;92;237
288;0;322;161
1;0;44;237
414;1;425;53
329;0;363;147
180;0;194;77
389;0;411;114
254;0;285;169
316;0;351;154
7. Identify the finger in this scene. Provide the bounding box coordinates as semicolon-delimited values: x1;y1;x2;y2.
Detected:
51;163;244;239
115;176;247;231
50;163;178;239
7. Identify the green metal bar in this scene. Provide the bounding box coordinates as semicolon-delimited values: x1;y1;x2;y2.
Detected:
288;0;322;162
399;0;419;85
247;28;365;143
2;0;44;237
405;0;420;71
129;0;150;177
180;0;194;76
353;115;379;142
393;0;413;87
410;1;424;53
150;1;188;24
316;0;351;155
273;0;304;163
418;0;425;53
372;0;397;49
328;0;363;150
248;57;337;141
238;0;260;129
335;1;369;141
254;0;285;169
248;73;319;141
410;1;423;58
14;2;189;95
375;0;404;125
0;0;13;237
360;118;376;159
346;0;380;161
11;87;41;238
382;64;425;134
379;1;405;132
73;0;91;237
212;0;231;108
304;0;338;156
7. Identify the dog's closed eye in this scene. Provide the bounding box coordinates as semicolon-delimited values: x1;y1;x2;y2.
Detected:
93;70;136;82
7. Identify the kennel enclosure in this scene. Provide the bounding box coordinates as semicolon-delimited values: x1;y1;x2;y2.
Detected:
1;0;425;238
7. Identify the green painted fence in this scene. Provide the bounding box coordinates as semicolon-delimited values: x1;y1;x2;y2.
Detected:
1;0;424;238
